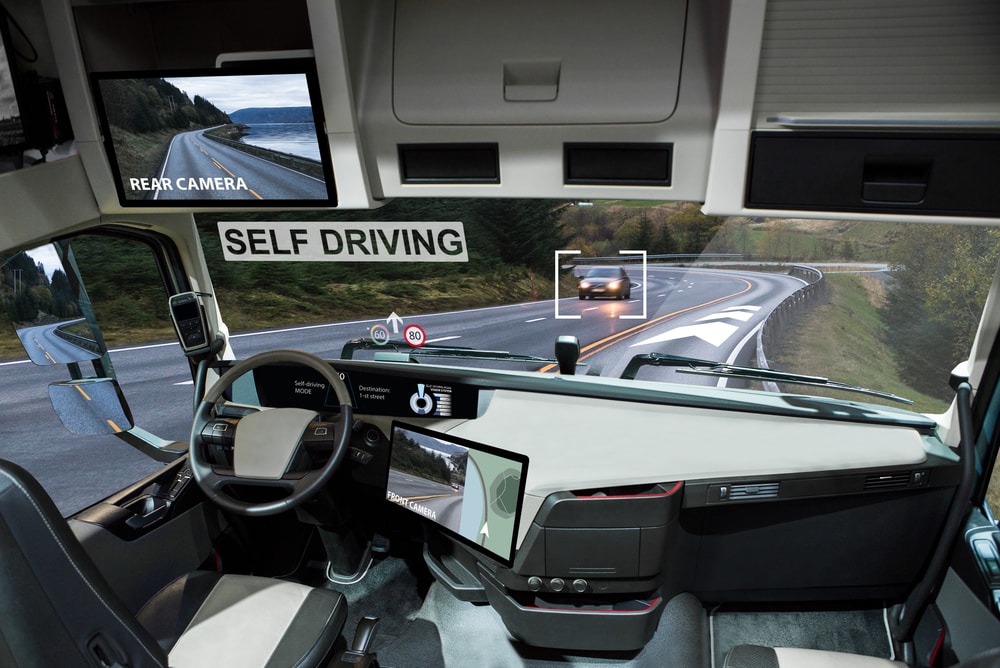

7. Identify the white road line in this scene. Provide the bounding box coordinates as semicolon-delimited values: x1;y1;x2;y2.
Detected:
525;317;546;323
717;322;766;388
426;336;461;344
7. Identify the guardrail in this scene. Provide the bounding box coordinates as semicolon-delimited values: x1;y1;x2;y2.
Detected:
572;253;749;265
53;322;102;355
755;265;827;391
202;131;325;180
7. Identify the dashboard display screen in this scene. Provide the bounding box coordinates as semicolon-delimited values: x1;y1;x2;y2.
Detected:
387;423;528;565
218;362;480;419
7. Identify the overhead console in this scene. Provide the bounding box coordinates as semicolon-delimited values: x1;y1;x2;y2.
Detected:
353;0;724;201
704;0;1000;221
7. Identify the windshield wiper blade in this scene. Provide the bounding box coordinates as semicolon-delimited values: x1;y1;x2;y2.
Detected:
620;353;914;405
340;338;559;365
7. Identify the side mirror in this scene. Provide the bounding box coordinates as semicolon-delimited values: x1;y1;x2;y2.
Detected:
48;378;134;435
3;243;108;365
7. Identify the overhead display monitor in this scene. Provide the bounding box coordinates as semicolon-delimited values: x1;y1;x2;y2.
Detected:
387;423;528;565
91;60;336;207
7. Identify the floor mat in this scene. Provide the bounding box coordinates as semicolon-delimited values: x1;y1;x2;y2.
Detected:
711;608;892;667
334;555;446;667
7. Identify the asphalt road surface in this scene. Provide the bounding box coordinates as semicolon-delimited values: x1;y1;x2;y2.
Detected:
0;266;803;515
16;319;102;365
154;129;328;201
386;468;463;534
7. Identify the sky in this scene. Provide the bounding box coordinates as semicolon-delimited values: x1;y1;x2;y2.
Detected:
162;73;312;114
3;243;63;280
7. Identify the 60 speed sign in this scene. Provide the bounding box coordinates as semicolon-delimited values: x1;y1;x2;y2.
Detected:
403;323;426;348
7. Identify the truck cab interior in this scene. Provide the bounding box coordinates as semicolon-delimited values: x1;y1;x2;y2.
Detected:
1;1;1000;667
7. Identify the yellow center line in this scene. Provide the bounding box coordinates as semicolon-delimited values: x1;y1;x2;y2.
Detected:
44;352;56;364
74;385;92;401
538;275;753;373
106;419;122;433
211;158;264;200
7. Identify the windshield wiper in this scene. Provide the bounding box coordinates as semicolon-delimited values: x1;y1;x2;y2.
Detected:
340;338;560;365
620;353;914;405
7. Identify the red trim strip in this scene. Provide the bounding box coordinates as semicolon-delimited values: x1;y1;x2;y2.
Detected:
576;481;682;499
525;597;662;614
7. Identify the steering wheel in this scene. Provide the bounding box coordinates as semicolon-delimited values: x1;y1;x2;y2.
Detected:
189;350;353;516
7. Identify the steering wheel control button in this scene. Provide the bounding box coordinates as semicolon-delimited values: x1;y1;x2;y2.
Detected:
201;420;235;446
350;447;373;464
527;576;542;592
549;578;565;592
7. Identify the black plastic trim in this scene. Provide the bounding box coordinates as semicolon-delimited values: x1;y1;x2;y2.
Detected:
399;143;500;184
564;143;672;186
746;131;1000;217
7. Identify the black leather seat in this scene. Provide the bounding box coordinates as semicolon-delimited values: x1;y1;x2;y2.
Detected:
0;458;347;667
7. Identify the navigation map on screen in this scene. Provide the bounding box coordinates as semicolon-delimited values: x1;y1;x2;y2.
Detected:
387;423;527;564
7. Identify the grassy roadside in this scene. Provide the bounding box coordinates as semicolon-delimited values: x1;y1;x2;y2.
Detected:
769;273;950;415
0;269;579;360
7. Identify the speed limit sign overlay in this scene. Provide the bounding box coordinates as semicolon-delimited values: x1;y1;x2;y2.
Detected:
403;323;426;348
369;324;390;346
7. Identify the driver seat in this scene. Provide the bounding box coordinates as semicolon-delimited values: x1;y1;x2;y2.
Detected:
0;458;347;667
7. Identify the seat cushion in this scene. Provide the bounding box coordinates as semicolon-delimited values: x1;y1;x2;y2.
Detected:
137;572;346;668
725;645;907;668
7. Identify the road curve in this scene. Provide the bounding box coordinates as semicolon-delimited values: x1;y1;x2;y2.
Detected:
0;266;803;514
153;129;329;201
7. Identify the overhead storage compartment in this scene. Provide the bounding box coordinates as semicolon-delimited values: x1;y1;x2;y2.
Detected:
746;132;1000;217
392;0;687;126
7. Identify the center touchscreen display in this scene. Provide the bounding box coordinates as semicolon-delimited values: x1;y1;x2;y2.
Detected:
387;423;528;565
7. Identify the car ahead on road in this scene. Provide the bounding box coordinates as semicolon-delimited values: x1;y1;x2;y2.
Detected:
2;2;1000;668
578;266;632;300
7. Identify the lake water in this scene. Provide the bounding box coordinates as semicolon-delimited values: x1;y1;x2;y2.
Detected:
239;123;321;162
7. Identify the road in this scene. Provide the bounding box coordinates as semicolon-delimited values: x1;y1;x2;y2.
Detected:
0;266;804;515
153;129;328;201
386;469;463;534
16;319;102;365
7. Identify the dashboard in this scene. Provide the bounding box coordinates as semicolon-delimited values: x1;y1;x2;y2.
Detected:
192;355;961;652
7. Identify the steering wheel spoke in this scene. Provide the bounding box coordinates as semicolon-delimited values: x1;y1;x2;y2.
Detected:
189;350;353;516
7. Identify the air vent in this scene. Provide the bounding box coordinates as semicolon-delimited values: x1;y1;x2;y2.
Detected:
729;482;780;500
864;472;911;491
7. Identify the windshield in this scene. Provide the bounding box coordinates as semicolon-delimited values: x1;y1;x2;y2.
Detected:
191;200;995;416
585;267;624;277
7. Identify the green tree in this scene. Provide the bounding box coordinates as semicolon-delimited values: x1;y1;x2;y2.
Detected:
880;226;1000;398
464;199;569;270
669;204;725;254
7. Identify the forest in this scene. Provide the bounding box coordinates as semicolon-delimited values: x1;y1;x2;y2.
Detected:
97;77;230;135
1;247;81;326
390;433;458;488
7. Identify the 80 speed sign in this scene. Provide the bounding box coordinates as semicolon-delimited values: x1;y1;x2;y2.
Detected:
403;324;426;348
